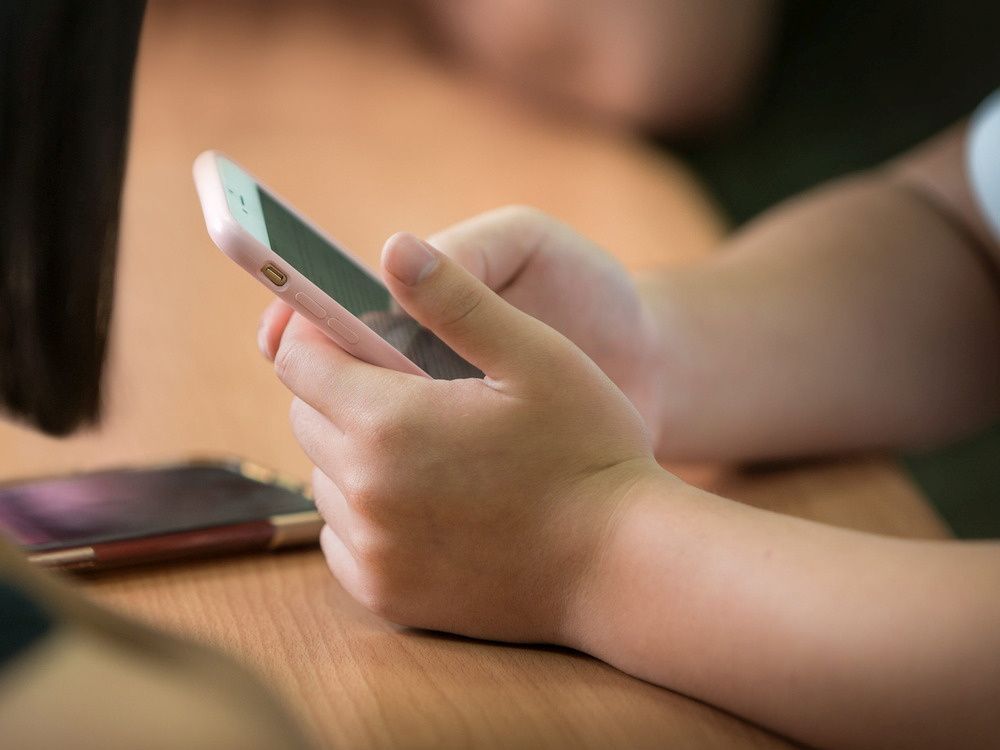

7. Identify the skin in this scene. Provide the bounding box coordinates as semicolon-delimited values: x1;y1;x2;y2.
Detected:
643;126;1000;460
258;124;1000;748
400;0;777;130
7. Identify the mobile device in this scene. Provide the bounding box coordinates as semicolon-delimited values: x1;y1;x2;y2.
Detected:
193;151;481;379
0;460;321;571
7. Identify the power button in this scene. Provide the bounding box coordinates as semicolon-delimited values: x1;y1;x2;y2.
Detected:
326;316;359;345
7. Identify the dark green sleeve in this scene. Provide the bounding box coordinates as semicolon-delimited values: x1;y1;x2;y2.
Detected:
672;0;1000;226
0;579;53;669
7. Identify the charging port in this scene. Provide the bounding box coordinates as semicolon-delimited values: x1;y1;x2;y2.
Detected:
262;263;287;286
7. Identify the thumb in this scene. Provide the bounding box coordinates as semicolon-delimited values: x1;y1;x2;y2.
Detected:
381;232;560;379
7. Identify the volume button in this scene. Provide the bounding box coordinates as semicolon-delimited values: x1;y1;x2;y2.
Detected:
326;316;360;344
294;292;327;318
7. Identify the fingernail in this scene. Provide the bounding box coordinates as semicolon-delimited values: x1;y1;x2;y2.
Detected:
383;233;438;286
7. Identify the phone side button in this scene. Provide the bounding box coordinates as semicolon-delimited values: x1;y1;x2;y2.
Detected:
326;316;360;345
294;292;327;319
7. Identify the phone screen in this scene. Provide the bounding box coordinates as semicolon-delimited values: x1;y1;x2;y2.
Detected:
217;156;482;380
0;464;312;552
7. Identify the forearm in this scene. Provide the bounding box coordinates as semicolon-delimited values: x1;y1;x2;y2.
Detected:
570;472;1000;750
642;167;1000;461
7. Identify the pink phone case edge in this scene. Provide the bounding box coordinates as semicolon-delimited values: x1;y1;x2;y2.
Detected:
192;150;429;378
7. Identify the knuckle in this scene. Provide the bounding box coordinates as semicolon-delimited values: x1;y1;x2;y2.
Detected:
436;282;484;331
359;406;413;453
337;462;365;495
341;472;384;516
272;339;299;382
339;455;400;514
353;570;405;622
349;525;387;566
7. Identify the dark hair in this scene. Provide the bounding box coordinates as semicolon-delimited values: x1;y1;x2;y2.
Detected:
0;1;145;435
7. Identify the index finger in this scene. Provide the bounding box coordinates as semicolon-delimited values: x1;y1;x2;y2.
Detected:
273;312;418;428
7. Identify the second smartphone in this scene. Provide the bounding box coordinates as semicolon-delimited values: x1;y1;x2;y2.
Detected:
193;151;481;380
0;460;320;571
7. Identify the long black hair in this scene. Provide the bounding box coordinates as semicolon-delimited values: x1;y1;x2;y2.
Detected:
0;1;146;435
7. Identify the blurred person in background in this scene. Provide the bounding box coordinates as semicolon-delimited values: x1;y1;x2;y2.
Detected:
406;0;1000;224
403;0;777;131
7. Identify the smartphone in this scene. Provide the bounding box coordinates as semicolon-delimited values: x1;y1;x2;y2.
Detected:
0;460;321;571
193;151;482;380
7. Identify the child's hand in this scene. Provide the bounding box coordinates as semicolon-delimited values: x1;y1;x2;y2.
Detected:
260;207;668;453
424;206;668;449
262;231;664;644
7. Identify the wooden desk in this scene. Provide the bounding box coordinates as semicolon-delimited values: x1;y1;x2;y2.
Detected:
0;2;949;747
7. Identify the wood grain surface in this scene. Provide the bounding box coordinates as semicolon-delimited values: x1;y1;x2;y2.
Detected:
0;1;949;748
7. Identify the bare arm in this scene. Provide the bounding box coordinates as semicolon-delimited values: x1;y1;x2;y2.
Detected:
261;197;1000;750
644;125;1000;460
570;473;1000;750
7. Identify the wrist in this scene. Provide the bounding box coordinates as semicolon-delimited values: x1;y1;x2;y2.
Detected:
556;462;688;652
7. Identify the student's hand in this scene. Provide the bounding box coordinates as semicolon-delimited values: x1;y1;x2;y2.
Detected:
426;206;668;448
261;232;668;644
260;206;668;449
